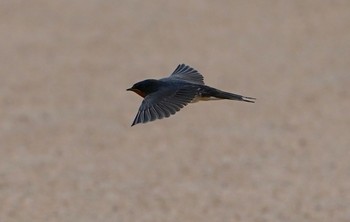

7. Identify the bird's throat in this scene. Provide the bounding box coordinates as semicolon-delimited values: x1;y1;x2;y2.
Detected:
130;89;146;98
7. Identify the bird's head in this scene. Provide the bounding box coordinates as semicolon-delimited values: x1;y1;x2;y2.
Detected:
127;79;161;98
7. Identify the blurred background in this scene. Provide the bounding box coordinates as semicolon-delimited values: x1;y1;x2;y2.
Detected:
1;1;349;221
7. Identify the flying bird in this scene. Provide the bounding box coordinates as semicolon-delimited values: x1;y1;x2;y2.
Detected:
127;64;255;126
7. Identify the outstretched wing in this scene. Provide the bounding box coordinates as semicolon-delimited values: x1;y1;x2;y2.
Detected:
131;86;198;126
169;64;205;85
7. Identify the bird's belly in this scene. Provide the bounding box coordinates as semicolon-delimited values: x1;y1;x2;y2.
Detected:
191;96;221;103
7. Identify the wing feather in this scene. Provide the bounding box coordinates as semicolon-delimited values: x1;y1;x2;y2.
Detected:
131;86;198;126
168;64;204;85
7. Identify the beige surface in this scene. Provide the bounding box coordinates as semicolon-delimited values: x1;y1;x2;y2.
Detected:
1;1;350;221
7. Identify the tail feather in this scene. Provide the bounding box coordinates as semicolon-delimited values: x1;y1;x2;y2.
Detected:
199;86;256;103
215;90;256;103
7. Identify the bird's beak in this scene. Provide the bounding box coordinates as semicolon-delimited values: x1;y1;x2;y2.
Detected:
126;88;133;91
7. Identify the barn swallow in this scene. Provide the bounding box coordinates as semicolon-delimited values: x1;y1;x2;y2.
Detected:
127;64;255;126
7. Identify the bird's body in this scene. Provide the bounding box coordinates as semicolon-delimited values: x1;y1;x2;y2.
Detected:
127;64;255;126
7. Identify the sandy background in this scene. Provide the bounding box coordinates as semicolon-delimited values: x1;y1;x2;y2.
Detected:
1;1;350;221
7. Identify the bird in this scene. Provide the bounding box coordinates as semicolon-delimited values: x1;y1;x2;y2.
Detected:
127;64;256;126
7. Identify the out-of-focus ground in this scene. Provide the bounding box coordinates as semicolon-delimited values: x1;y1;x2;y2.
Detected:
1;1;349;221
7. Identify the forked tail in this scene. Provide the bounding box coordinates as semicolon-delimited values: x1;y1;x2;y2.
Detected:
214;90;256;103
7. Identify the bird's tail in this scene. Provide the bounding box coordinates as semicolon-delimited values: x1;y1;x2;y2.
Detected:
213;89;256;103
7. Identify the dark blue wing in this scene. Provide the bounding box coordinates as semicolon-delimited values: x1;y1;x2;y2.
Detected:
131;86;198;126
169;64;205;85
